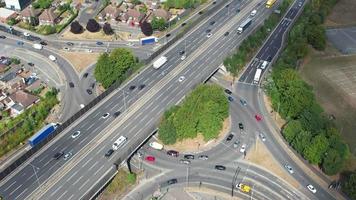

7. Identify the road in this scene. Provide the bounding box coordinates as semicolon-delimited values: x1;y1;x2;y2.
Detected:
0;0;272;199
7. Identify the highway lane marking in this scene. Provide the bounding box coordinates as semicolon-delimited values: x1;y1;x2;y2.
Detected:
3;180;16;192
68;194;75;200
94;165;105;176
49;184;63;197
42;159;52;169
81;157;93;168
96;145;107;155
72;175;83;185
14;188;28;200
8;183;22;196
25;174;34;182
66;170;78;182
93;112;100;119
86;122;96;131
78;179;90;191
92;125;101;133
88;160;99;171
56;190;68;200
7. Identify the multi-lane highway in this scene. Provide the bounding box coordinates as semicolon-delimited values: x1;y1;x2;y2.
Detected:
0;0;275;199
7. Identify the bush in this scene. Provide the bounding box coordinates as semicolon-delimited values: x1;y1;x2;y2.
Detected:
70;20;83;34
126;173;136;184
37;25;56;35
140;21;153;36
151;17;166;31
342;171;356;200
32;0;53;9
7;18;17;26
103;23;113;35
86;19;101;32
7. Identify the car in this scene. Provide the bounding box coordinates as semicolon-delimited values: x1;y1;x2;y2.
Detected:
199;11;203;14
167;150;179;157
284;164;294;174
66;42;74;46
23;32;30;37
129;85;136;90
96;41;103;45
0;35;5;39
113;111;121;117
181;22;187;27
236;8;240;13
307;184;317;193
181;55;186;60
226;134;234;141
86;89;92;95
40;41;47;45
215;165;226;170
166;33;171;37
48;55;56;61
206;29;211;33
91;83;95;88
224;89;232;95
105;149;114;157
255;114;262;121
83;73;89;78
179;50;185;55
240;144;246;153
63;152;72;160
87;49;93;53
137;150;143;158
184;154;195;160
228;96;234;102
207;33;213;38
210;21;215;25
224;32;229;36
240;99;247;106
63;47;70;51
53;152;64;160
238;123;244;130
71;131;81;139
167;178;178;185
198;155;209;160
102;113;110;119
69;82;75;88
145;156;155;162
180;159;191;165
178;76;185;82
250;9;257;17
17;41;24;45
28;62;34;66
233;140;240;148
259;133;266;141
138;84;146;90
80;104;85;108
298;2;303;6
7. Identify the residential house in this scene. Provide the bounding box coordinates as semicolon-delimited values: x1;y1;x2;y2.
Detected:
20;5;41;23
153;8;170;21
144;0;159;10
38;8;58;25
5;0;31;11
98;5;121;21
11;103;24;116
9;90;40;110
0;72;17;87
111;0;123;7
0;64;7;74
126;8;144;25
0;8;16;23
25;79;44;92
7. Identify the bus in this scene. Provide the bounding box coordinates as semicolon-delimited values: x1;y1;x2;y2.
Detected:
266;0;276;8
112;136;127;150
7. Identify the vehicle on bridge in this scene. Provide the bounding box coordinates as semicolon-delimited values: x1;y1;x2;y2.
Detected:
237;18;252;34
28;123;58;148
112;136;127;150
153;56;168;69
266;0;276;8
236;183;251;193
253;68;262;84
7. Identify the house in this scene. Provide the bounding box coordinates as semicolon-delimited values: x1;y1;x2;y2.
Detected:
153;8;170;21
144;0;159;10
38;8;58;25
0;64;7;74
0;72;17;86
25;79;44;92
9;90;40;109
111;0;123;7
4;0;31;11
10;103;24;116
20;5;41;23
0;8;17;23
99;5;121;21
126;8;144;25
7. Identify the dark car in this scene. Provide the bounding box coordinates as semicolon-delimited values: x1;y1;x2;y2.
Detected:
129;85;136;90
96;41;103;45
198;155;209;160
199;11;203;14
28;62;34;66
69;82;74;88
105;149;114;157
215;165;226;171
17;41;24;45
226;134;234;141
181;22;186;27
53;152;64;160
212;1;216;4
86;89;92;95
228;96;234;102
240;99;247;106
210;21;215;25
167;150;179;157
91;83;95;88
224;89;232;95
224;32;230;36
225;4;229;8
238;123;244;130
206;29;211;33
138;84;146;90
236;8;241;13
166;33;171;37
83;73;89;78
40;41;47;45
167;178;178;185
179;50;185;55
66;42;74;46
113;111;121;117
0;35;6;39
184;154;195;160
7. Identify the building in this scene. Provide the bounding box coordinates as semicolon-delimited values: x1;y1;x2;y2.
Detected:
38;8;58;25
9;90;40;109
20;5;41;23
0;8;16;23
153;8;170;21
4;0;31;10
99;5;121;21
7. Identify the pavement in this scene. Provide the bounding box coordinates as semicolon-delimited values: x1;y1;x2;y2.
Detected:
326;26;356;54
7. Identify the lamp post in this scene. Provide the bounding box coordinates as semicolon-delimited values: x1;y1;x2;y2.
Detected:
231;166;240;197
29;163;40;188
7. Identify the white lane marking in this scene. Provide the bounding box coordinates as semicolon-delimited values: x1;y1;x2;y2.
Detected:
78;179;90;191
3;181;16;191
86;122;96;131
96;145;107;155
9;184;22;196
57;190;68;200
88;160;99;172
49;184;63;197
14;188;28;200
94;165;105;176
68;194;75;200
72;175;83;185
26;174;34;182
81;157;93;168
67;170;79;182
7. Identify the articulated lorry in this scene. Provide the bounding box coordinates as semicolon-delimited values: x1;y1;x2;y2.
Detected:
237;18;252;34
153;56;168;69
140;36;157;45
253;68;262;84
28;123;58;147
266;0;276;8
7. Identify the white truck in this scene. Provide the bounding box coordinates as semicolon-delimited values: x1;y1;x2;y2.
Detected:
112;136;127;150
32;44;43;50
237;18;252;34
149;142;164;150
153;56;168;69
253;68;262;84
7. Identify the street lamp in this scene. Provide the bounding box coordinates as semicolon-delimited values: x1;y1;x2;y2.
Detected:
29;163;40;188
231;166;240;197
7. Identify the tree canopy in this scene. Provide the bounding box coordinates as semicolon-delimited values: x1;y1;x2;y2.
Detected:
103;23;114;35
70;21;83;34
342;171;356;200
86;19;101;32
140;21;153;36
151;17;166;31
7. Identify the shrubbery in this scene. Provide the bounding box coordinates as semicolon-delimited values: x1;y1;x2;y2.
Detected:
158;84;229;144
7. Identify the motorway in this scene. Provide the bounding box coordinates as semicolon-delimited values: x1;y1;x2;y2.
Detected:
0;0;275;199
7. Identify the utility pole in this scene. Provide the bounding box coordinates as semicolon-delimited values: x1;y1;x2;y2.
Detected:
231;166;241;197
186;167;190;186
29;163;41;190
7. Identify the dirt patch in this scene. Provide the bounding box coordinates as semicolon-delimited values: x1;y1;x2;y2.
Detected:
59;51;100;73
60;29;119;41
325;0;356;27
162;118;230;153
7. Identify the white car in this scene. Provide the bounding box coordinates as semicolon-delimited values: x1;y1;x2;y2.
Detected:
178;76;185;82
87;49;93;53
250;9;257;17
307;184;317;193
206;33;213;38
71;131;81;139
80;104;85;108
259;133;266;142
240;144;246;153
102;113;110;119
23;32;30;37
284;164;294;174
48;55;56;61
181;55;186;60
63;152;72;160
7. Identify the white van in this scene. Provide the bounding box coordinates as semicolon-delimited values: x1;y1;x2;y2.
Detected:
112;136;127;150
49;55;56;61
149;142;163;150
260;60;269;70
250;10;257;17
32;44;43;50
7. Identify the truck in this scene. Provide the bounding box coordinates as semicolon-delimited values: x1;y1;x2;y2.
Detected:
237;18;252;34
266;0;277;8
253;68;262;84
236;183;251;193
140;36;157;45
28;123;58;147
153;56;168;69
149;142;164;150
32;43;43;50
112;136;127;150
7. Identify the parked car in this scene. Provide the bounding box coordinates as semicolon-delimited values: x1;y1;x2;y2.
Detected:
40;41;47;45
238;123;244;130
233;140;240;148
0;35;5;39
167;150;179;157
224;89;232;95
86;89;92;95
113;111;121;117
184;154;195;160
96;41;103;45
259;133;266;142
215;165;226;171
28;62;34;66
180;159;191;165
105;149;114;158
145;156;155;162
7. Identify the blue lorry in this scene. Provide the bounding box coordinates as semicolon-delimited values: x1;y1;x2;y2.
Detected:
28;123;58;148
140;36;157;45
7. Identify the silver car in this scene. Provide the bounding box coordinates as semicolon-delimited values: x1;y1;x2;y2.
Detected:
259;133;266;142
284;164;294;174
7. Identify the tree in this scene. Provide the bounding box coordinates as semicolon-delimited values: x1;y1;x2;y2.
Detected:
283;120;303;143
306;25;326;50
140;21;153;36
342;172;356;199
6;18;17;26
158;116;177;144
291;130;312;154
32;0;53;9
86;19;101;32
303;134;329;164
151;17;166;31
70;21;83;34
103;23;113;35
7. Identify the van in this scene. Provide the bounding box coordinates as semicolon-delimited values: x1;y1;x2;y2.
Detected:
260;61;268;69
250;10;257;17
32;44;43;50
112;136;127;150
49;55;56;61
149;142;163;150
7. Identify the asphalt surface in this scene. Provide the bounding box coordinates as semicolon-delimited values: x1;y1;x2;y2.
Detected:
0;0;273;199
326;26;356;54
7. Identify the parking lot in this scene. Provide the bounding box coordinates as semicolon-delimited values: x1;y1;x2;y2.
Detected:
326;26;356;54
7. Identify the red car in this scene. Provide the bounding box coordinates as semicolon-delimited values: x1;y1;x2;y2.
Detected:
255;114;262;121
145;156;155;162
